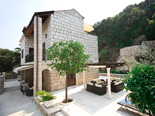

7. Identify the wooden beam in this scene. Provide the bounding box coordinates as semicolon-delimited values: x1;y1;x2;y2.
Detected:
26;23;34;37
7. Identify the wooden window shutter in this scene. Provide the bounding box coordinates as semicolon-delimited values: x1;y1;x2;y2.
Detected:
42;42;45;60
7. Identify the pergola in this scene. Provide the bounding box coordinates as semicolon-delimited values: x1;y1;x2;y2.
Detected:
83;63;125;99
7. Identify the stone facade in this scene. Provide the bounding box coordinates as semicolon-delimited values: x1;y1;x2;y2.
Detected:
0;75;4;94
20;9;99;93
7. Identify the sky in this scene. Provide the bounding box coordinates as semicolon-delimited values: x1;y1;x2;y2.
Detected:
0;0;145;50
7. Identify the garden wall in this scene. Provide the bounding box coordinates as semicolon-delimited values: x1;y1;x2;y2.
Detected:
5;72;18;79
99;73;126;78
0;75;4;94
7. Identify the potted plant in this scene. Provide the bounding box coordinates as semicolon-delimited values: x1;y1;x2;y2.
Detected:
42;92;57;108
36;90;47;101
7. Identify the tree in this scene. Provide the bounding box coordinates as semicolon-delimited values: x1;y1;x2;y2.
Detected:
46;40;90;103
93;0;155;62
14;44;21;53
0;49;20;72
122;64;155;116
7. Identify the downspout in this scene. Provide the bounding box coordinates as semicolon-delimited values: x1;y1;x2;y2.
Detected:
36;16;38;91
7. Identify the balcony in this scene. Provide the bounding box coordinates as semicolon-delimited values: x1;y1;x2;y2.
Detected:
25;52;34;63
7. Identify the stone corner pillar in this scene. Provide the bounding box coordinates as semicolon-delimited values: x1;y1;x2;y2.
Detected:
34;16;43;97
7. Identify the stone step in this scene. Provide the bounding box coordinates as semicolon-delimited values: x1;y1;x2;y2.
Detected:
52;111;66;116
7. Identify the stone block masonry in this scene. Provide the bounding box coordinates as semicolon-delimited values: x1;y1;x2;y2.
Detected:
0;75;4;94
20;9;99;93
50;9;98;63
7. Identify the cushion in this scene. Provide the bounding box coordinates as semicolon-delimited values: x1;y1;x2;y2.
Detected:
116;78;121;82
22;83;29;90
87;83;93;86
96;79;102;83
30;86;33;90
114;81;122;85
110;77;114;81
95;84;102;87
21;83;28;87
113;81;117;84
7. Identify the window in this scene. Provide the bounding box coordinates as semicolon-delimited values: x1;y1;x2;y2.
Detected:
29;48;34;54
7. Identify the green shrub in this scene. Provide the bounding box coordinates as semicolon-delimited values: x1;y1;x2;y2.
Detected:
36;90;47;96
41;93;57;102
122;64;155;116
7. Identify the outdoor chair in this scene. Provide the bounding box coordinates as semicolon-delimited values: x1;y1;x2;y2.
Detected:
20;81;26;92
26;87;33;96
93;84;106;95
20;83;29;95
91;78;105;85
111;81;124;92
86;83;93;92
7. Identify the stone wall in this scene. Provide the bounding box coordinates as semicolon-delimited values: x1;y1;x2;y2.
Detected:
21;35;34;65
21;36;25;65
50;9;98;63
0;75;4;94
117;40;155;71
5;73;18;79
119;40;155;60
120;45;140;58
76;68;99;85
141;40;155;47
25;68;33;87
51;69;66;92
20;70;24;80
25;34;34;56
99;73;126;78
42;16;51;50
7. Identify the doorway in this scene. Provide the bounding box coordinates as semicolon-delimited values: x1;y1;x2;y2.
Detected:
67;73;76;86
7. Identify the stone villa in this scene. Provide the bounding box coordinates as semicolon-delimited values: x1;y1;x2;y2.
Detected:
16;9;99;95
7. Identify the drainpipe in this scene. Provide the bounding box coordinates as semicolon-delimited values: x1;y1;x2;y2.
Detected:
36;16;38;91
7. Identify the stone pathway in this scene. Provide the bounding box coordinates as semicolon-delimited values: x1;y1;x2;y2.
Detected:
0;79;42;116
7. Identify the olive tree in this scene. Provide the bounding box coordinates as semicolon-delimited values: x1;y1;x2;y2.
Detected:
122;64;155;116
46;40;90;103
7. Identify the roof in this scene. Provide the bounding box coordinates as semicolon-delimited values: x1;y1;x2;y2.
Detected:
22;9;85;37
23;10;54;37
84;23;94;33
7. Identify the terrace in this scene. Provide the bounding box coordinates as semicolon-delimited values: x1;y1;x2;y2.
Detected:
0;78;146;116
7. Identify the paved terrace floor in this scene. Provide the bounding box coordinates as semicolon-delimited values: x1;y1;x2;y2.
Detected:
0;78;148;116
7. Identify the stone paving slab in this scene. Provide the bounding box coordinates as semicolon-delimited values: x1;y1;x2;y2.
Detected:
0;79;42;116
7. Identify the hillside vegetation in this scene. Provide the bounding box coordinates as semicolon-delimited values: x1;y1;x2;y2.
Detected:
93;0;155;62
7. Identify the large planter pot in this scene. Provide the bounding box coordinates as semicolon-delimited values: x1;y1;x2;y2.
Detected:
60;98;73;106
43;99;57;108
